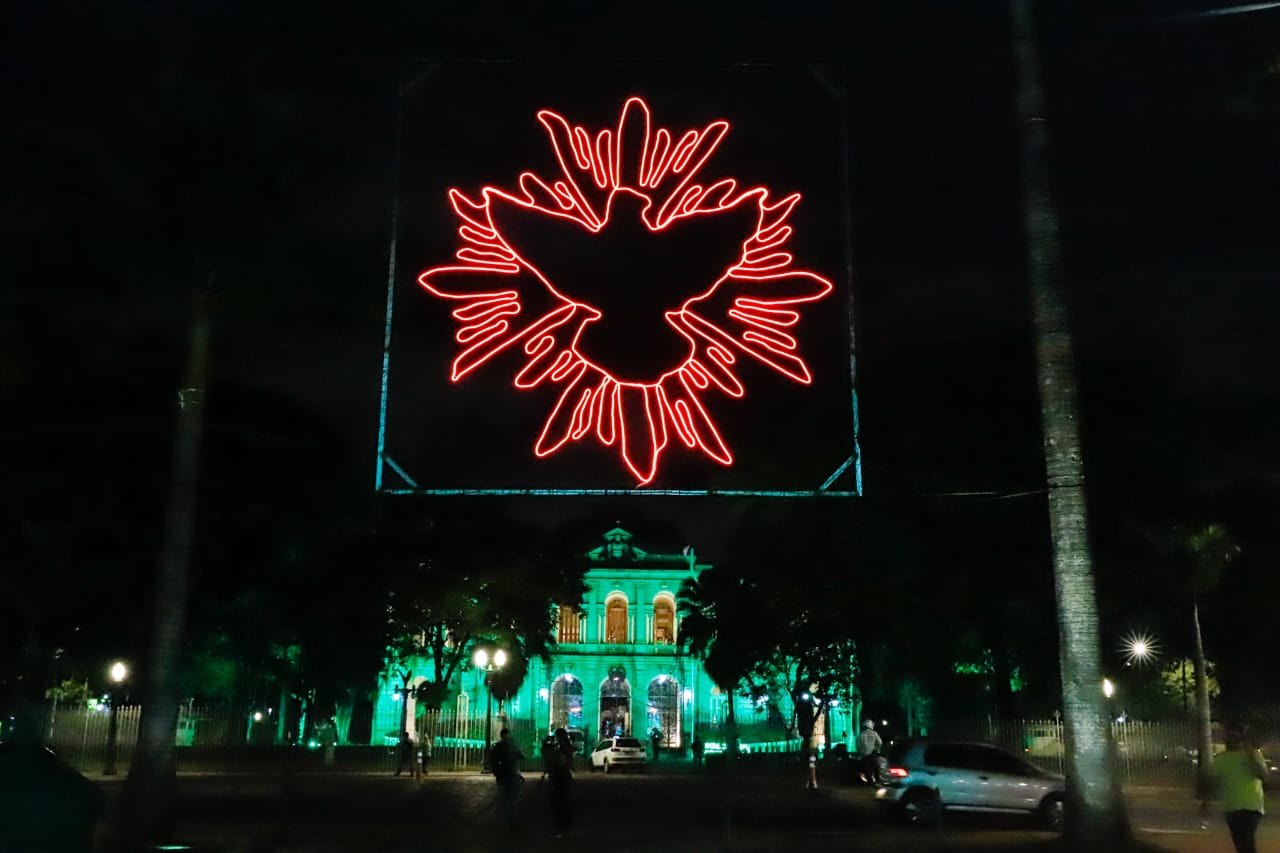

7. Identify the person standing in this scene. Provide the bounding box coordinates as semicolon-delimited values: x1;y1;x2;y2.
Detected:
412;732;424;781
316;716;338;767
394;730;415;777
547;727;576;837
856;720;883;784
490;728;525;831
539;734;558;780
1201;729;1268;853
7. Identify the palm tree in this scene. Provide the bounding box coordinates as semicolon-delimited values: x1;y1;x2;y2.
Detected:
121;307;209;845
1181;524;1238;798
677;570;766;760
1011;0;1128;842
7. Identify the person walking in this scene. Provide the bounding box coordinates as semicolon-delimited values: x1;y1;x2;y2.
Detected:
490;727;525;831
1201;729;1268;853
547;727;576;837
691;735;704;767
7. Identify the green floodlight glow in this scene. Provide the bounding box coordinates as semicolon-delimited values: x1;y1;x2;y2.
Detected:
954;661;992;676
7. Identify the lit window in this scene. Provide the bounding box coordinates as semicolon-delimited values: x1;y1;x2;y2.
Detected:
653;596;675;644
606;596;628;643
557;605;580;643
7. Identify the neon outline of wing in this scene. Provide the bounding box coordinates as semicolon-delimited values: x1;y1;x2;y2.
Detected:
417;96;835;486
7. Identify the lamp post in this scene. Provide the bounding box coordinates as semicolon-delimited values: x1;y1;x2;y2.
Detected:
473;647;506;771
104;661;128;775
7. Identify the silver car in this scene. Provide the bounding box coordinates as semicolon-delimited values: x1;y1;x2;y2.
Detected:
874;738;1065;830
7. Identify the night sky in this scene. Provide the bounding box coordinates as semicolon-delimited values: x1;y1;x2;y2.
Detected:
5;1;1280;704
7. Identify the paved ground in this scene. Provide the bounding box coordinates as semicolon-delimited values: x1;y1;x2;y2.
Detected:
84;768;1276;852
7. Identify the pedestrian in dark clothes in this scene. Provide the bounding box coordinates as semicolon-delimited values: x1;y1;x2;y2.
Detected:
547;727;576;837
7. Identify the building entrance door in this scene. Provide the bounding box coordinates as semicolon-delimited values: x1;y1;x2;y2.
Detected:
599;673;631;737
550;675;583;733
647;675;681;748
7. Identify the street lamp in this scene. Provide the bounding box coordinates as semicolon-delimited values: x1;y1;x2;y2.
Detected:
1120;631;1160;668
104;661;128;775
473;647;507;771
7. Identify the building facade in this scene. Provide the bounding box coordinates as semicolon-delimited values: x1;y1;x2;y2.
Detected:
527;527;712;750
372;528;852;754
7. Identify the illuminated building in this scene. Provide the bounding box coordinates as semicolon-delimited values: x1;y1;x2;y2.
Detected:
372;527;854;753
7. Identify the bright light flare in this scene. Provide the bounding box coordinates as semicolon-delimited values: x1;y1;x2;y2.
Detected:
1120;631;1161;667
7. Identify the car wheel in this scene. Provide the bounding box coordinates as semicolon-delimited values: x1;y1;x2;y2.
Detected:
1039;794;1065;832
603;759;611;774
899;788;942;826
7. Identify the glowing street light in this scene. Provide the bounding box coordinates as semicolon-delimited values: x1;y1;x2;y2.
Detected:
1120;631;1161;667
104;661;129;775
473;646;507;771
1102;678;1115;699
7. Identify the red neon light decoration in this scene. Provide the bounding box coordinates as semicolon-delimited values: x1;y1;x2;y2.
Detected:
418;96;834;485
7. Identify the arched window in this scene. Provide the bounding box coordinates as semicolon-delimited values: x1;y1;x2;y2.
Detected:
647;675;681;748
550;674;583;732
652;595;675;644
605;595;629;643
599;672;631;737
557;605;580;643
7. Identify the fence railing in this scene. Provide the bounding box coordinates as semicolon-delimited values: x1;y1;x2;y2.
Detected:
40;704;1276;784
922;717;1280;784
40;703;548;775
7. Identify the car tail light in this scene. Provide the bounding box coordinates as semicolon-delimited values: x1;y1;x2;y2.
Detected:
887;767;908;778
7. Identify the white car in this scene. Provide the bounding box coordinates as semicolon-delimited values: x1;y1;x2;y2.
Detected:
589;736;648;773
874;738;1065;830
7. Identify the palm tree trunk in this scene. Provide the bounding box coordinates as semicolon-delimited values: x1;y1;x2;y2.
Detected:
120;306;209;846
725;697;738;761
1011;0;1129;842
1191;595;1213;798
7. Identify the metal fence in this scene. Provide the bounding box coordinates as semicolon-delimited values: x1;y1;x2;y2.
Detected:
41;703;546;775
42;704;1276;783
923;717;1279;784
